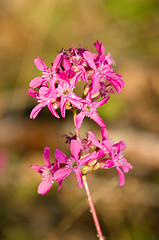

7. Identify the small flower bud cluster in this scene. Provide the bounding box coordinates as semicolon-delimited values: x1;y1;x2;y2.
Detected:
28;41;132;195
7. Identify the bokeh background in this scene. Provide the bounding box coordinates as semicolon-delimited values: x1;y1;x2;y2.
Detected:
0;0;159;239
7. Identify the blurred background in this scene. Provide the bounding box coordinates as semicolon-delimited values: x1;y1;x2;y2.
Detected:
0;0;159;239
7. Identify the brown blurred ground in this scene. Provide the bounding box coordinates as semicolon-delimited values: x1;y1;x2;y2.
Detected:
0;0;159;240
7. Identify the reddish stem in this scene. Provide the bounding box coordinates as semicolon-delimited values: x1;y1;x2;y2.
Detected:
82;175;105;240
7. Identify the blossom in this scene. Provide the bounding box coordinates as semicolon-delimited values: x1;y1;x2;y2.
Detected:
103;141;133;186
30;147;59;195
54;139;97;189
28;82;60;119
83;41;124;96
56;73;83;117
75;91;110;129
29;54;63;88
88;128;133;186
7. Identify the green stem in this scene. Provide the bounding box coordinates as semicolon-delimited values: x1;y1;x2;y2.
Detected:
72;108;80;140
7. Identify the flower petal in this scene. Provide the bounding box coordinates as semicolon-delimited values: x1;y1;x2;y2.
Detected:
34;57;48;71
116;167;125;186
70;140;81;159
43;147;51;167
54;149;67;163
54;168;71;182
29;77;43;88
38;177;53;195
74;168;83;188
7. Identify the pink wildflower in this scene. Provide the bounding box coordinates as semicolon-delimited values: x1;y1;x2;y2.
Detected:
88;128;133;186
75;92;110;129
30;147;59;195
83;41;124;96
28;82;60;119
103;141;133;186
56;73;83;117
29;54;63;88
54;139;97;189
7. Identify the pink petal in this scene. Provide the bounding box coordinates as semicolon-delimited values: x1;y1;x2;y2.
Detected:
29;77;43;88
38;177;53;195
47;101;60;119
91;111;106;128
116;167;125;186
70;140;81;159
94;41;105;56
101;128;109;141
51;53;63;72
83;51;97;70
30;103;45;119
34;57;48;71
54;168;71;182
75;112;85;130
30;165;42;172
60;97;67;118
74;168;83;188
93;96;110;109
54;149;67;163
43;147;51;167
88;131;103;149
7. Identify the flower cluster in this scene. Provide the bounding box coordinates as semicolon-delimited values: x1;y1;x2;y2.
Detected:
27;41;124;128
28;41;132;195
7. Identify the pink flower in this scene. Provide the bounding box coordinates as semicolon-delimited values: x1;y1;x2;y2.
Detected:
83;41;124;96
103;141;133;186
56;73;83;117
54;139;97;189
29;54;63;88
30;147;59;195
29;82;60;119
88;128;133;186
75;92;110;129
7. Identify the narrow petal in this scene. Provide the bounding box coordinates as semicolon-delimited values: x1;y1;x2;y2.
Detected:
43;147;51;167
60;97;67;118
101;128;109;141
38;177;53;195
51;53;63;72
83;51;97;70
94;41;105;56
54;168;71;182
116;167;125;186
91;74;100;94
79;151;98;166
29;77;43;88
30;165;42;172
54;149;67;163
103;159;114;168
47;101;60;119
91;111;106;128
75;112;85;130
70;140;81;159
34;57;48;71
74;168;83;188
30;103;45;119
88;131;103;149
93;96;110;109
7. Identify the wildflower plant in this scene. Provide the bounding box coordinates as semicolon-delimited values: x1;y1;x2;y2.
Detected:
27;41;132;239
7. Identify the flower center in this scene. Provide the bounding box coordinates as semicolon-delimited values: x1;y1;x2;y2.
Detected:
84;105;91;113
63;89;69;95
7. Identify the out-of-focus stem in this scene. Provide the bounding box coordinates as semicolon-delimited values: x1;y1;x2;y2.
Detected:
82;175;105;240
72;108;80;140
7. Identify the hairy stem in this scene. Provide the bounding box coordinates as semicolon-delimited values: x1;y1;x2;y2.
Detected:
82;175;105;240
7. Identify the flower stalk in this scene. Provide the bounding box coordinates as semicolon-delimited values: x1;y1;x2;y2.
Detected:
83;175;105;240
